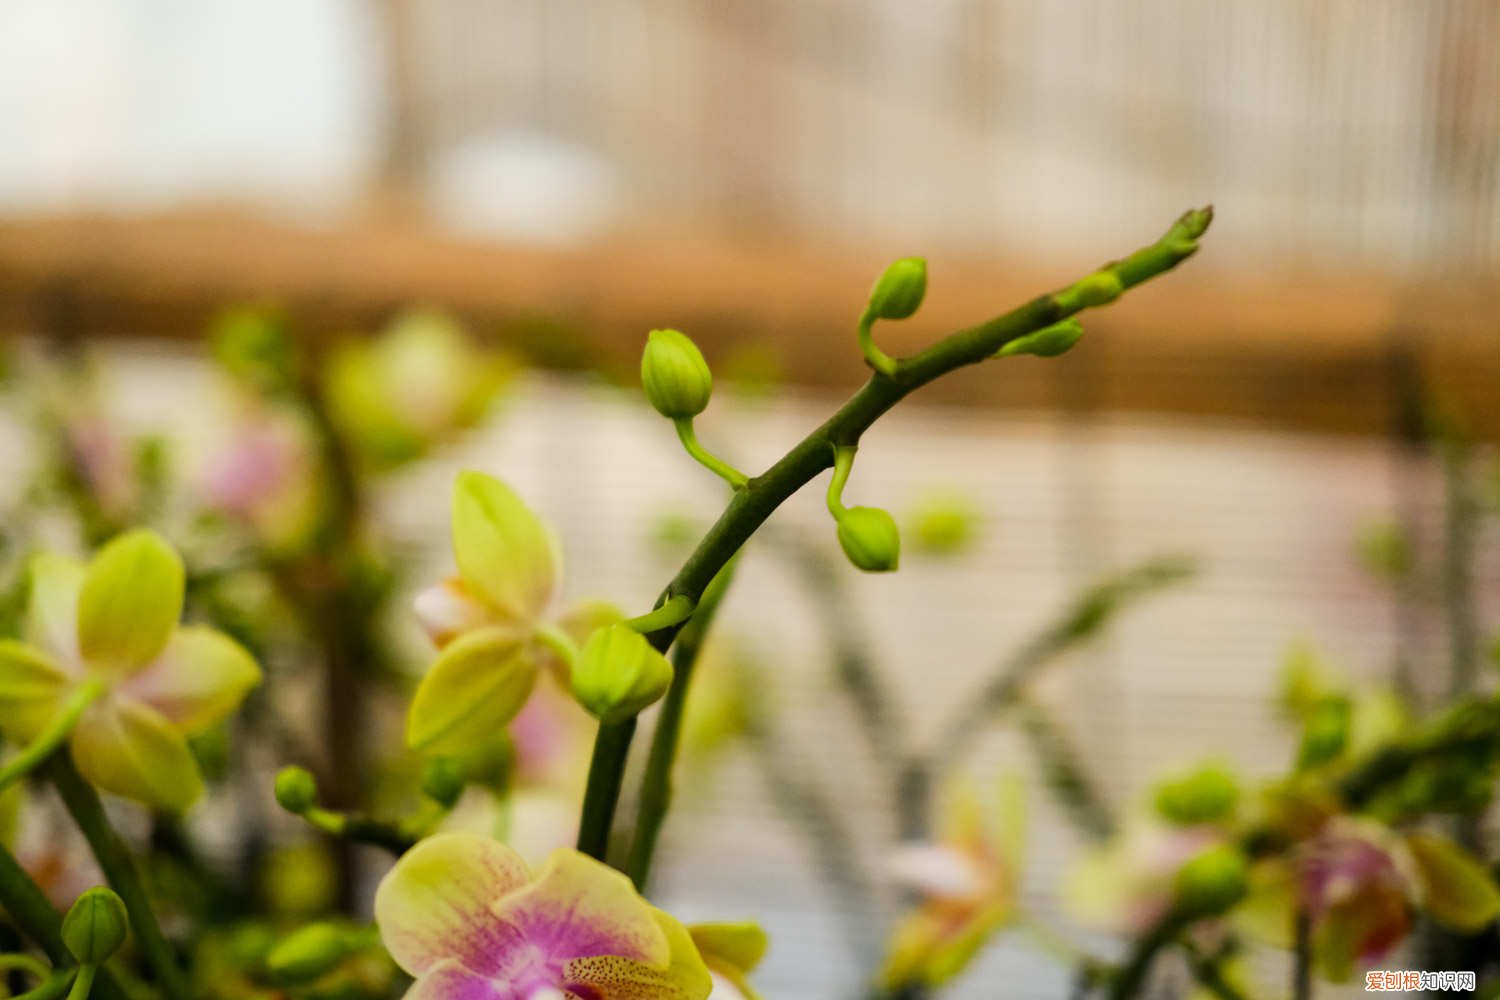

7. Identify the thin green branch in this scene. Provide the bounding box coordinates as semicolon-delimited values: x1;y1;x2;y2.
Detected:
574;208;1213;868
625;559;739;889
673;419;749;490
1017;697;1116;841
44;755;189;1000
932;556;1194;767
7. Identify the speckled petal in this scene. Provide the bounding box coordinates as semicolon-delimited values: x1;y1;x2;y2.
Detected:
376;833;531;978
562;908;712;1000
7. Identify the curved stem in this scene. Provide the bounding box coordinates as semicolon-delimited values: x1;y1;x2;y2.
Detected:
300;807;416;856
15;970;77;1000
62;965;94;1000
857;311;899;377
572;208;1213;871
44;755;189;1000
673;419;748;490
825;444;856;518
625;594;696;635
625;560;739;889
0;679;106;795
0;954;51;982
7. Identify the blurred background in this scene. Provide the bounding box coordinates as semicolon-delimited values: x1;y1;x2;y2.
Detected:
1;2;1498;997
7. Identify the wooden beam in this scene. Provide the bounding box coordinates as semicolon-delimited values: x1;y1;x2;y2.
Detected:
0;208;1496;437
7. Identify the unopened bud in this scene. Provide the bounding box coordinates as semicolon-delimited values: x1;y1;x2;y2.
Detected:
274;766;318;814
572;625;673;724
641;329;713;419
266;923;354;984
421;756;468;808
1173;844;1249;918
867;258;927;321
837;506;901;573
1153;763;1239;826
996;318;1084;359
62;887;129;964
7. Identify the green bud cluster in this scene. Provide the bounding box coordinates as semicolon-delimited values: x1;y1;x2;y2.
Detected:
572;624;673;724
641;329;713;420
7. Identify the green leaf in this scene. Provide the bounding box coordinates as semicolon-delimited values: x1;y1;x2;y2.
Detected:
77;530;184;675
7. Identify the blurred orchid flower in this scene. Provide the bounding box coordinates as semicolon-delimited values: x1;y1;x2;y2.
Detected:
1066;819;1227;936
879;776;1026;990
327;310;515;470
1239;816;1500;982
0;531;261;810
408;471;617;755
374;832;713;1000
200;404;322;551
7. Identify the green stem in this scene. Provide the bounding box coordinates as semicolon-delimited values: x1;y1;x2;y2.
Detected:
15;970;77;1000
0;844;125;1000
62;965;94;1000
531;622;580;673
572;208;1212;871
625;560;739;889
857;311;899;377
575;719;636;862
300;807;416;856
1106;912;1186;1000
44;755;189;1000
0;679;106;794
1293;907;1312;1000
624;595;697;635
1181;942;1251;1000
673;419;748;490
825;444;856;518
0;954;51;982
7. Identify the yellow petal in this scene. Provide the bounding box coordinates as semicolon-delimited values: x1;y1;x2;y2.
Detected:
77;531;184;675
1407;832;1500;932
69;698;203;810
0;640;72;743
23;553;85;664
373;832;530;977
119;626;262;734
451;472;560;626
688;922;767;977
406;627;538;754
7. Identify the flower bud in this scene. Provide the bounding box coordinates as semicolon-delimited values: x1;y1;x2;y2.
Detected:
265;922;355;984
1153;763;1239;826
62;887;129;964
274;766;318;814
909;493;979;556
572;624;673;724
641;329;712;419
867;258;927;320
1173;844;1249;918
837;506;901;572
996;318;1085;359
1070;272;1123;308
421;756;468;808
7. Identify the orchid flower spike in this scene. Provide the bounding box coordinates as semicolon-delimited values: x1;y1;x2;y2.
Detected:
375;832;712;999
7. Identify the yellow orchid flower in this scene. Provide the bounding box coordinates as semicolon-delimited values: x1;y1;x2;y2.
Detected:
0;531;261;810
